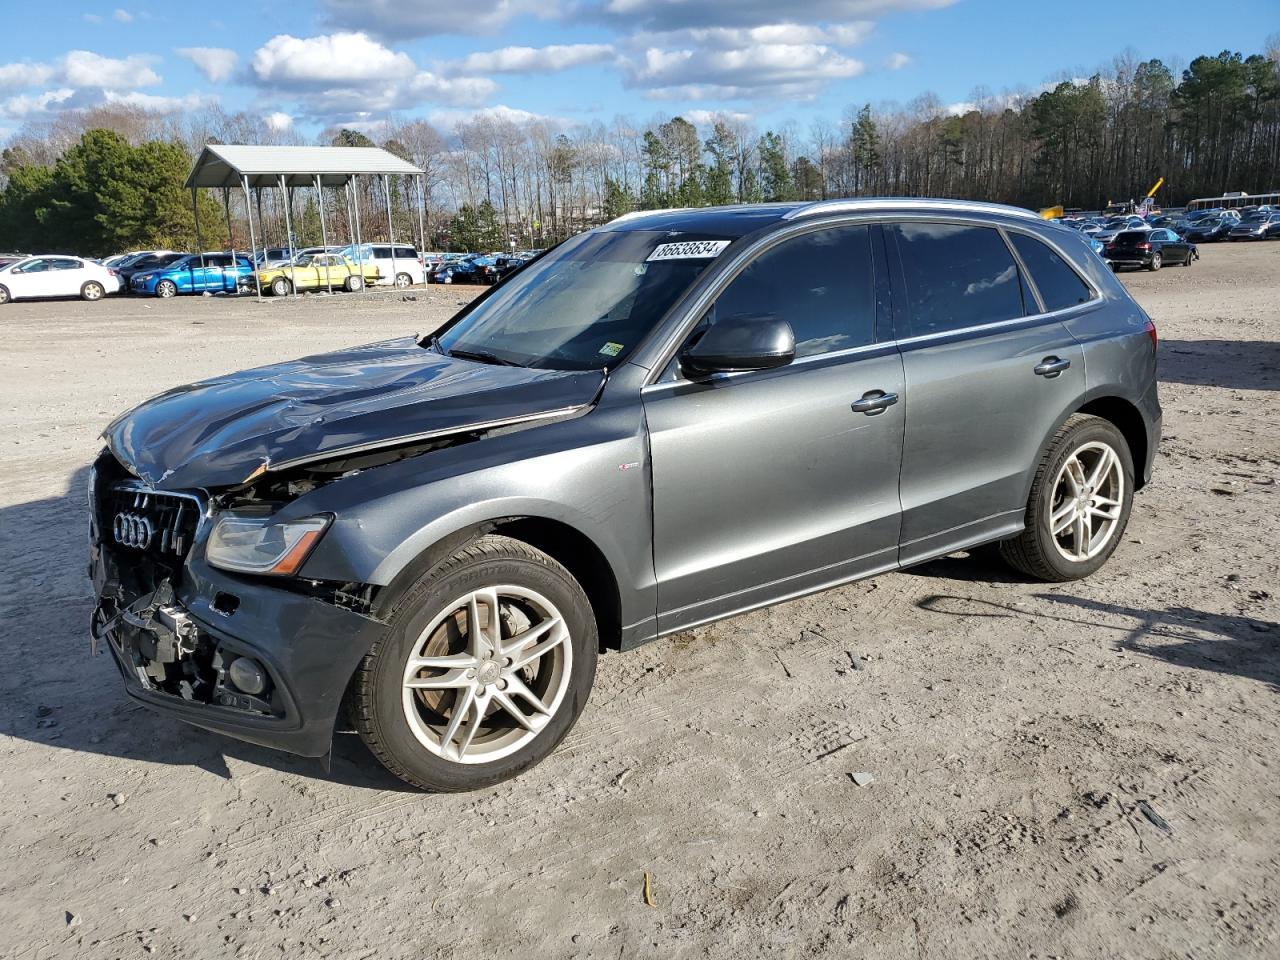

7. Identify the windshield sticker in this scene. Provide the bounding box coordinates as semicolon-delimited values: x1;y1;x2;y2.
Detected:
646;240;731;262
599;341;624;357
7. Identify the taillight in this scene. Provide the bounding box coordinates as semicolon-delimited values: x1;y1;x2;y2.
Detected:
1137;243;1150;250
1144;318;1158;349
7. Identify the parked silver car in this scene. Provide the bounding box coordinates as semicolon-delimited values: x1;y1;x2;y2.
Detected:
91;198;1161;791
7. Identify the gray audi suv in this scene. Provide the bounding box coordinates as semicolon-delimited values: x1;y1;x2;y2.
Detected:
90;198;1161;791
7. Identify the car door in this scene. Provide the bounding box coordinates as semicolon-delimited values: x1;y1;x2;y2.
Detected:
6;258;54;298
886;220;1089;565
1156;230;1190;263
47;257;88;297
644;222;905;633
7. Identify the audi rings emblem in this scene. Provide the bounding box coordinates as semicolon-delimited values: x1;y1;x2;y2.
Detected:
113;511;155;550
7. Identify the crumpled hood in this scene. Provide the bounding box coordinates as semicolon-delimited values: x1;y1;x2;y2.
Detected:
105;336;604;490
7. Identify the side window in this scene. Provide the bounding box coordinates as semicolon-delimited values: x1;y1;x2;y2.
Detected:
711;224;875;359
49;258;80;271
1007;232;1094;313
372;246;392;259
891;222;1026;337
395;246;417;259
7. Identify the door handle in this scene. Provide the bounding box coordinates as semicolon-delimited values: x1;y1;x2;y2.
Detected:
1034;356;1071;378
851;390;899;415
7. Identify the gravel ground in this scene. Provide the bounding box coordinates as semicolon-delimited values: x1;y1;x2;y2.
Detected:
1;243;1278;959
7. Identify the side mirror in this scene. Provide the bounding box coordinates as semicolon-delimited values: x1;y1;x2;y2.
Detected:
679;312;796;378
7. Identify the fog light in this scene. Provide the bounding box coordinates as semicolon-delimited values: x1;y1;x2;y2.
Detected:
228;657;268;696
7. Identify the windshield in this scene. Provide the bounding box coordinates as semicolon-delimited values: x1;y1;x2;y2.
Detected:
435;229;730;371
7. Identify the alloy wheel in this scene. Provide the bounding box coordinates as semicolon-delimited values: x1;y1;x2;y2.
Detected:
395;273;411;288
1047;441;1125;562
401;585;572;764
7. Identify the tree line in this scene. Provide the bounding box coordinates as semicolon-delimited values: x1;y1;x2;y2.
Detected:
0;45;1276;256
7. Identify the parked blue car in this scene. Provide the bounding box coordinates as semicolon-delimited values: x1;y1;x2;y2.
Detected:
132;253;254;297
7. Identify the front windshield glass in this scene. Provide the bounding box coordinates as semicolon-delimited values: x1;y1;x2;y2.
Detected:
435;229;731;370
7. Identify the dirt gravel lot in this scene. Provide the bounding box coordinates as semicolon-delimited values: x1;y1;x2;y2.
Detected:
2;244;1278;959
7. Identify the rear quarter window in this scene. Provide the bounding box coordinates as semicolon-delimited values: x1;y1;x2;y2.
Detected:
890;222;1027;337
1008;232;1095;313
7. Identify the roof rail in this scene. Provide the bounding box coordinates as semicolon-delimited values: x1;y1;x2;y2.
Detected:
605;206;693;225
782;198;1041;221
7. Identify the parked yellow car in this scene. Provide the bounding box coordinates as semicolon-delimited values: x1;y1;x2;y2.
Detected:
256;254;380;295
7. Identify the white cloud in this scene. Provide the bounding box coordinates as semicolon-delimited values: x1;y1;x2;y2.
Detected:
945;100;975;116
627;42;864;100
102;90;216;112
265;111;293;131
682;108;754;127
886;51;911;70
1;88;75;118
251;32;416;88
61;51;160;88
113;8;134;23
249;32;497;116
177;47;238;83
0;62;55;90
632;22;873;49
599;0;953;30
83;13;103;23
321;0;556;37
450;43;614;75
428;104;567;130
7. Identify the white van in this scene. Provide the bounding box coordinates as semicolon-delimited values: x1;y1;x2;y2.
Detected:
337;243;424;287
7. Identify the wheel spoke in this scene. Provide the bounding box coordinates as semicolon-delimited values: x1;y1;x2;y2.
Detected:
1087;447;1115;490
492;690;541;732
1090;502;1121;523
1073;511;1090;557
505;618;567;670
504;673;552;716
1062;458;1085;496
465;588;501;657
440;686;476;756
1051;500;1077;535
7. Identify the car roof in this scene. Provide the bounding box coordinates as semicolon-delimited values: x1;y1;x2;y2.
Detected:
602;197;1043;236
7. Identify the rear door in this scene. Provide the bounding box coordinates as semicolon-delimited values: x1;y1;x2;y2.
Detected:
645;222;905;632
886;220;1089;565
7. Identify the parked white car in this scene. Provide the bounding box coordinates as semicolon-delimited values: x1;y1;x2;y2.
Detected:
0;255;121;304
337;242;425;287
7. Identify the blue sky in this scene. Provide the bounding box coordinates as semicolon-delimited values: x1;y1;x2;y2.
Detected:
1;0;1276;141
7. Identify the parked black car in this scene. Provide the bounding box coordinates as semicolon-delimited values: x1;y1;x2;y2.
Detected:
1228;213;1280;241
90;198;1161;791
118;252;189;291
1182;217;1234;242
1105;229;1197;270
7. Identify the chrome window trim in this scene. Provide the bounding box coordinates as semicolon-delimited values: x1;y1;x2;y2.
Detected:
642;211;1103;387
782;198;1042;222
640;340;893;395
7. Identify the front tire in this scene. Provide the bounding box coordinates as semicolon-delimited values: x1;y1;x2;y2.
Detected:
999;414;1134;582
354;535;598;792
271;277;291;297
0;284;9;305
155;279;177;299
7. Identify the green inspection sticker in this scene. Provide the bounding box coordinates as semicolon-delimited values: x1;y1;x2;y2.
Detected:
599;341;624;357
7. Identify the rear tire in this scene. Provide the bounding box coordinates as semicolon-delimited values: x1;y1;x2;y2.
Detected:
1147;252;1161;271
999;414;1134;582
80;281;105;301
354;535;598;792
395;272;412;288
344;275;364;292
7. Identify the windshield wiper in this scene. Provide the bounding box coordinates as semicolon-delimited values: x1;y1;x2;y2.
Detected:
448;347;524;367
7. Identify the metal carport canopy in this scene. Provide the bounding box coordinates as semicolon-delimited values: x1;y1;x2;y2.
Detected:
185;144;423;189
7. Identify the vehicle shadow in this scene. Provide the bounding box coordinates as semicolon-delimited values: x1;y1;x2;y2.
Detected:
1159;339;1280;391
914;592;1279;691
901;545;1030;585
0;466;415;793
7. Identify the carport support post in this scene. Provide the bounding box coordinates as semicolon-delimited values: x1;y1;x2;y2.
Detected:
241;175;263;301
279;175;298;299
382;174;397;288
314;175;332;294
416;174;427;256
222;188;237;295
191;187;207;278
351;178;368;295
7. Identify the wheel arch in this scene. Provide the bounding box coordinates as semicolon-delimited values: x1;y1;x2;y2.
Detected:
371;515;624;652
1074;395;1148;489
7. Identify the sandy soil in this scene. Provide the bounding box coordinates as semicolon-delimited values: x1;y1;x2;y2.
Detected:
1;244;1277;959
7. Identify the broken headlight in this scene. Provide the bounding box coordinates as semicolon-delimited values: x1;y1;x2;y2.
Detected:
206;513;330;576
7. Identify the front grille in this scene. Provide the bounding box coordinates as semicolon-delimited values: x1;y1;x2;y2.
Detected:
102;483;204;561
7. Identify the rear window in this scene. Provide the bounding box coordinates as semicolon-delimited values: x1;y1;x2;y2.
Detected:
891;222;1026;337
1114;231;1147;244
1008;233;1094;313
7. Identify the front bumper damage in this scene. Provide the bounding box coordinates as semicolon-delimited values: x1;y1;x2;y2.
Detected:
91;516;386;759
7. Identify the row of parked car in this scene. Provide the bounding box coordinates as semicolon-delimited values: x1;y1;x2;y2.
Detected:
0;244;543;304
1053;204;1280;272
